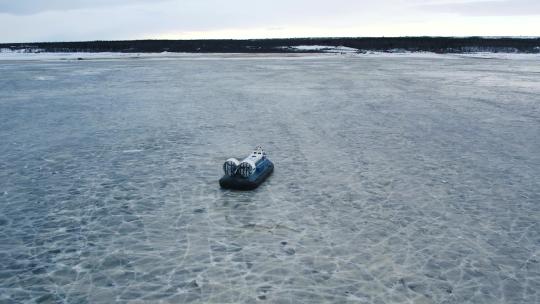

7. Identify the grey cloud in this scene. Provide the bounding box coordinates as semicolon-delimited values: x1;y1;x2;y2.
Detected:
0;0;402;42
0;0;169;15
0;0;403;16
421;0;540;16
0;0;538;42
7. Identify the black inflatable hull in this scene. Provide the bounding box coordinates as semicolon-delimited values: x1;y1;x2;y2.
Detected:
219;161;274;190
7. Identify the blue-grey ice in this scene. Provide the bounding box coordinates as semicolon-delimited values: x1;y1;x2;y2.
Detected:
0;53;539;303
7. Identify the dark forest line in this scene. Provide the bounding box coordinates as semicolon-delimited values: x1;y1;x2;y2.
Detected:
1;37;539;53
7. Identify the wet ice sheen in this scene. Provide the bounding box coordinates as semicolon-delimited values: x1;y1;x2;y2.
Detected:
0;54;539;303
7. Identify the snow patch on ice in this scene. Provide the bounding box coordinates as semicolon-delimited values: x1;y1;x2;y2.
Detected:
0;51;148;61
454;52;540;60
353;51;540;60
34;75;55;81
279;45;360;53
122;149;144;154
0;51;340;61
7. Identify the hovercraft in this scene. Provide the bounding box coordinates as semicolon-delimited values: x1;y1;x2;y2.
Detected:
219;146;274;190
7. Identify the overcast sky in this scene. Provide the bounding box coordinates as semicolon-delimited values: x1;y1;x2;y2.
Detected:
0;0;539;42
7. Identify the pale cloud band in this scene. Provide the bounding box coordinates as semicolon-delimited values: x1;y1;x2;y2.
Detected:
422;0;540;16
0;0;538;42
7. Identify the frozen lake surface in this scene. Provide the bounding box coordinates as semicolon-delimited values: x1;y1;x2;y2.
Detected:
0;54;539;303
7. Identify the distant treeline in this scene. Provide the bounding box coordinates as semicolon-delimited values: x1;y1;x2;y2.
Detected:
1;37;539;53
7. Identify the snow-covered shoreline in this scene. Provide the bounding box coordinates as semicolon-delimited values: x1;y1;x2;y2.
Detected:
1;49;539;61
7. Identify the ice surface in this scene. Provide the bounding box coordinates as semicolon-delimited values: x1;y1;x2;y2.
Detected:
0;54;539;303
